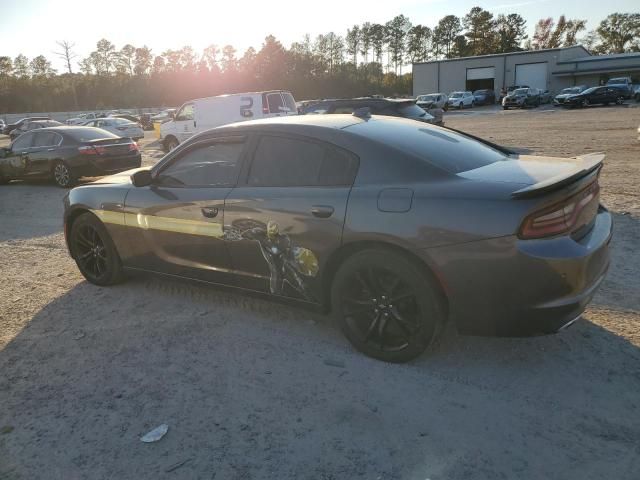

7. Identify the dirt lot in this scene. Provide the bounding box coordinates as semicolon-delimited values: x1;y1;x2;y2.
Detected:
1;107;639;479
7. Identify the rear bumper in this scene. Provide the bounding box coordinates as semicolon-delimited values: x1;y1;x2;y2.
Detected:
423;207;613;336
69;154;142;177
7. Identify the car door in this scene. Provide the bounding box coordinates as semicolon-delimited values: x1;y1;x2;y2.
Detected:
2;132;38;177
224;133;358;303
173;103;195;142
122;136;247;284
27;131;63;175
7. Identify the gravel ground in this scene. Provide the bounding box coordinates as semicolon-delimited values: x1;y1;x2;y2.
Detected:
1;106;639;479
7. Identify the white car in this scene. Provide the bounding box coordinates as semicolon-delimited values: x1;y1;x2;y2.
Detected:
66;112;101;125
83;117;144;140
447;91;475;109
160;90;297;152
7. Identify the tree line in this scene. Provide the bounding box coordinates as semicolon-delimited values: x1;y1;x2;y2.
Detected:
0;9;638;114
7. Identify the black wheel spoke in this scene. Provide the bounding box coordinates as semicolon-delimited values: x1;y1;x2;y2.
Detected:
78;250;92;260
364;313;380;341
389;307;417;336
342;297;374;316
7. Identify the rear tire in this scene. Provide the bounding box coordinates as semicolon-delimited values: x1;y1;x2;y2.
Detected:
69;213;124;286
615;96;624;105
458;102;463;110
331;249;444;363
52;161;75;188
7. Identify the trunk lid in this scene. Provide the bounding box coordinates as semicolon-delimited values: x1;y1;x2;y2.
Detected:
84;137;135;156
458;153;603;196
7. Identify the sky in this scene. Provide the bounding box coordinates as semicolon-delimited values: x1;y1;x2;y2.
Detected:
0;0;637;71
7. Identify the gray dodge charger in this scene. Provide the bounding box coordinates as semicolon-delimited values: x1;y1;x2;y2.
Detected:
63;114;612;362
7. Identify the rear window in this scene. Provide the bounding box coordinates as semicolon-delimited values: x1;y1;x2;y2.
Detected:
67;128;118;142
347;119;507;174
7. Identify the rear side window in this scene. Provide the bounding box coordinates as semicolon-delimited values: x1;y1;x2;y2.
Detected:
157;140;245;187
266;93;284;114
33;131;60;147
248;136;357;187
67;128;119;142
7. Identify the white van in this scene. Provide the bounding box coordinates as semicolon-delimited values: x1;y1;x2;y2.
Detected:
160;90;297;151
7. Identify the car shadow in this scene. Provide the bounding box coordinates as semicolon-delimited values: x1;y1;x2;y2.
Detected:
1;271;638;479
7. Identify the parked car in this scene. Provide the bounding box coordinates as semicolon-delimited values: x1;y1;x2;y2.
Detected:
2;116;51;135
562;86;626;108
62;114;612;362
416;93;448;110
0;126;141;188
83;118;144;141
66;112;101;125
606;77;633;99
150;109;176;123
447;91;475;109
9;119;63;141
472;89;496;105
110;114;141;124
553;86;588;106
0;119;5;133
303;97;439;125
634;84;640;102
538;89;553;104
502;88;540;109
161;90;297;152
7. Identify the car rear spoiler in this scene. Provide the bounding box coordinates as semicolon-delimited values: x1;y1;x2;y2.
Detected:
511;153;604;199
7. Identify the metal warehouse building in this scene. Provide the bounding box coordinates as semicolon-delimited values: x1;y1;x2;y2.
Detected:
413;46;640;95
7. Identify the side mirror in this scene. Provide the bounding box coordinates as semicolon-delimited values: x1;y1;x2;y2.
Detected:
131;169;153;187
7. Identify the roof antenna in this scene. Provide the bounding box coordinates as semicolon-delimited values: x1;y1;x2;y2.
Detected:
352;107;371;119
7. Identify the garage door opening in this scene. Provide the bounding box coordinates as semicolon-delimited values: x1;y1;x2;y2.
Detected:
466;67;495;92
515;62;548;90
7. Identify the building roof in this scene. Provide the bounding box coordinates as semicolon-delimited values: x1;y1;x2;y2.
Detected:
557;52;640;65
412;45;590;66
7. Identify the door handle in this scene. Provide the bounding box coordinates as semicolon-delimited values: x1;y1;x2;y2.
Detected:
193;120;197;128
310;205;334;218
201;206;219;218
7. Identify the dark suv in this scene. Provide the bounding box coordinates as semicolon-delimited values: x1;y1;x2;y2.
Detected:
302;98;439;125
502;88;540;109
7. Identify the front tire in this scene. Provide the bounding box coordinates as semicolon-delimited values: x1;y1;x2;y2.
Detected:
163;136;179;153
331;249;444;363
69;213;124;286
582;98;590;108
615;96;624;105
52;161;75;188
458;102;463;110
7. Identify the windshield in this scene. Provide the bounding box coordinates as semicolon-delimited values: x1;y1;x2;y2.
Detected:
513;88;528;95
112;118;134;125
449;92;463;98
582;87;598;95
417;95;437;102
607;78;627;84
561;88;580;94
67;128;118;142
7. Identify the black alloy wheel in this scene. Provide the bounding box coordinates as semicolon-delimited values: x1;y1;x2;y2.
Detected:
164;137;179;152
70;213;124;286
615;96;625;105
53;161;74;188
582;98;590;108
332;249;443;363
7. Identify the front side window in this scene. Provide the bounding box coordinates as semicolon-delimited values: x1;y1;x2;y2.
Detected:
266;93;284;114
248;136;357;187
157;140;245;187
282;92;297;112
11;132;34;150
175;103;194;121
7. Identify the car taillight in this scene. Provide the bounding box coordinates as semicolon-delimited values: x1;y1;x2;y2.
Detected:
518;181;600;239
78;146;97;155
128;142;139;152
